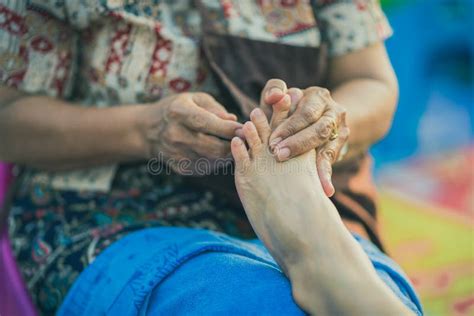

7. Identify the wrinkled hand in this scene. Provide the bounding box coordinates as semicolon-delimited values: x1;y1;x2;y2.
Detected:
140;92;242;175
260;79;350;197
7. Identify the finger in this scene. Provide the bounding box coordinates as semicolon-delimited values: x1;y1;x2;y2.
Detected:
316;126;350;197
287;87;304;116
269;94;291;130
316;150;335;197
192;133;232;160
273;110;339;161
182;105;242;139
231;137;250;170
242;121;261;154
270;88;303;130
260;79;288;106
192;92;237;121
235;128;245;139
269;89;328;146
250;108;271;143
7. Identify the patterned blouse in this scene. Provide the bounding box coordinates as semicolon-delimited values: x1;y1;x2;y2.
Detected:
0;0;392;314
1;0;392;191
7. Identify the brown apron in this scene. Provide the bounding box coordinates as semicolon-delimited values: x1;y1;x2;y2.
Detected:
194;1;385;251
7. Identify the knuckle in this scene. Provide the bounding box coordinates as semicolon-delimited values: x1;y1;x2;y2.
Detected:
266;78;285;88
170;96;192;112
176;94;191;104
168;98;184;117
299;136;315;152
192;116;207;129
283;123;298;136
322;148;336;163
317;87;331;98
167;105;182;119
302;105;320;121
305;86;320;94
315;120;333;140
194;92;207;99
193;92;212;103
340;127;350;140
306;86;330;98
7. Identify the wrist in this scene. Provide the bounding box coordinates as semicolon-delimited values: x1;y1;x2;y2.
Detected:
125;104;153;160
94;104;150;162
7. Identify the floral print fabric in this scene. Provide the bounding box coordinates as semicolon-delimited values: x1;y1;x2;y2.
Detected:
9;164;254;314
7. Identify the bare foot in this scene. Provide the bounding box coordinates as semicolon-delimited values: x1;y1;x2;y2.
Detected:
231;108;337;273
231;108;414;316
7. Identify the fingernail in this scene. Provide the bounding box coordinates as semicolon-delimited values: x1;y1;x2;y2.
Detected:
328;186;335;197
232;136;242;144
276;147;290;161
269;137;282;147
274;94;291;108
251;108;264;117
266;87;282;98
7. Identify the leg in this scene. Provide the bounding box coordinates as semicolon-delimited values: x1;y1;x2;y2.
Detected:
231;108;414;315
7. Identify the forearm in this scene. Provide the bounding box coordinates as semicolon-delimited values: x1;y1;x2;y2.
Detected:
330;77;398;158
0;91;146;171
325;43;398;160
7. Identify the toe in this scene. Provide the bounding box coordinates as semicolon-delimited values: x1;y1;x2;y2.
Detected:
250;108;271;144
231;137;250;170
243;121;261;153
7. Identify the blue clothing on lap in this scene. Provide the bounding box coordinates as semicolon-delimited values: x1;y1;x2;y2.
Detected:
58;227;423;315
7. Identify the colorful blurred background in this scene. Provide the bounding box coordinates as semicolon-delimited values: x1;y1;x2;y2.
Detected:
374;0;473;315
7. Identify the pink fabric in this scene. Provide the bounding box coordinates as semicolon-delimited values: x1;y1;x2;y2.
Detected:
0;163;11;202
0;163;37;316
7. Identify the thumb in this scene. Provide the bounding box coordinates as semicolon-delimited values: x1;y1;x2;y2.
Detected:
192;93;237;121
260;79;288;106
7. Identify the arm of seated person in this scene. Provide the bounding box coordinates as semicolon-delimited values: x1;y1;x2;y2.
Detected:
0;86;146;171
0;87;241;173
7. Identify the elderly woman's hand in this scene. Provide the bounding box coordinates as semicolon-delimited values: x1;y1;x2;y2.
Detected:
139;92;242;175
260;79;350;197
